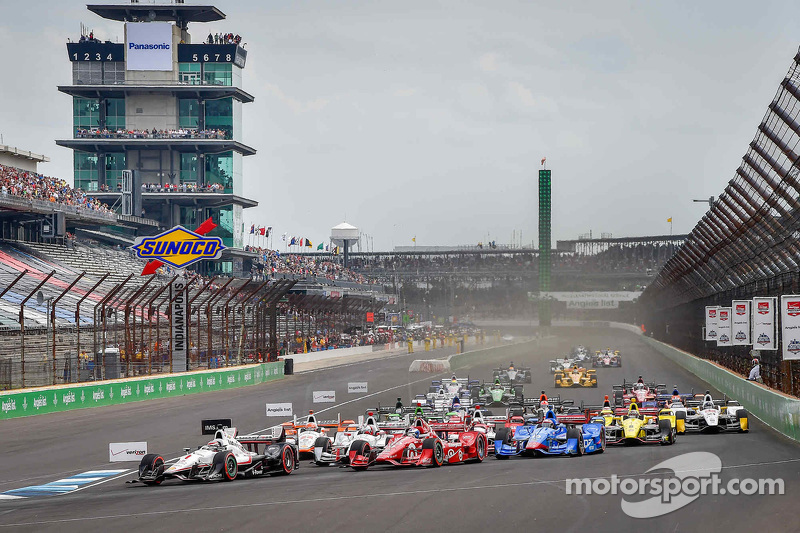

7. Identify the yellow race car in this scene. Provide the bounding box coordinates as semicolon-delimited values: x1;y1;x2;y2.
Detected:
553;365;597;388
596;400;677;445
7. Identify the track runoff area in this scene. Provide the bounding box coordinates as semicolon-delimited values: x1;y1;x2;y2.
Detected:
0;328;797;532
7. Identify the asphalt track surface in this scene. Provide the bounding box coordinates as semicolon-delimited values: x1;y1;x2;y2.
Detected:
1;327;799;533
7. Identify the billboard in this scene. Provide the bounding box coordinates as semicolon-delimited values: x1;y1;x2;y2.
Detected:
171;277;188;372
126;22;173;71
716;307;732;347
752;297;777;350
704;306;719;341
781;295;800;361
731;300;752;346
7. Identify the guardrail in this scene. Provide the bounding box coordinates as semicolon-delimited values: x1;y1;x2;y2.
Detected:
0;361;284;420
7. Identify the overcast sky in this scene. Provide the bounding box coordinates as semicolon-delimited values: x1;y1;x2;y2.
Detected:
2;1;800;251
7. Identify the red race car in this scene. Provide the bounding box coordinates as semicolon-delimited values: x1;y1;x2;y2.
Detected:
348;416;487;470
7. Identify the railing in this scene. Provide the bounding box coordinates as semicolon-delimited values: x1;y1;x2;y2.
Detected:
0;194;116;222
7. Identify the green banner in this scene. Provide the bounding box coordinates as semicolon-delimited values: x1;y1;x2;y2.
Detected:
0;362;284;420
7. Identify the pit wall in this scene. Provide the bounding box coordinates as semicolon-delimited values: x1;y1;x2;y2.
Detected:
641;336;800;442
0;362;284;420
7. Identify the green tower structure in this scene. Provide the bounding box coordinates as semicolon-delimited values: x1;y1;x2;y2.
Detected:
538;169;552;326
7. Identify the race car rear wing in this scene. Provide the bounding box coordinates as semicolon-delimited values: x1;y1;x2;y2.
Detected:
238;426;286;453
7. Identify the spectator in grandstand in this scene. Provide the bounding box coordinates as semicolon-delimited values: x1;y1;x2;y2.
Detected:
0;164;114;215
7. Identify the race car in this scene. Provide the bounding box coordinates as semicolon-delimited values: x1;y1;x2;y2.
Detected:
282;411;341;456
471;380;524;406
347;416;487;469
600;402;677;445
493;408;605;458
423;377;475;410
591;349;622;368
612;379;666;407
554;365;597;388
135;426;297;485
668;392;749;433
549;357;577;374
493;362;532;384
572;346;591;362
312;413;398;466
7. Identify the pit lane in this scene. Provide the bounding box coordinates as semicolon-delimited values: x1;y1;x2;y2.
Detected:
0;327;798;532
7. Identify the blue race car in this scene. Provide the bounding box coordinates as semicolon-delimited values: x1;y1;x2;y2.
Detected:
493;409;605;458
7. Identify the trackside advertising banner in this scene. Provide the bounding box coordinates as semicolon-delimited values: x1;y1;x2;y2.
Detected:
752;297;778;350
0;362;283;420
781;295;800;361
126;22;173;71
705;306;719;341
716;307;732;347
731;300;752;346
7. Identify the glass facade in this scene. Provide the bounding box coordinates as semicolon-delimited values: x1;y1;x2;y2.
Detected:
179;99;200;129
179;206;200;229
205;151;233;191
205;97;232;138
73;98;100;133
74;152;98;191
105;98;125;130
178;63;201;85
105;152;126;190
203;63;232;86
180;153;198;183
71;62;124;85
206;205;234;247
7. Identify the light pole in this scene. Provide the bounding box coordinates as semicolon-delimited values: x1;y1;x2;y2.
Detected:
692;196;715;209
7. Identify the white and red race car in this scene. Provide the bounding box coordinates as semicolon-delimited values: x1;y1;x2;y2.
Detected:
135;426;297;485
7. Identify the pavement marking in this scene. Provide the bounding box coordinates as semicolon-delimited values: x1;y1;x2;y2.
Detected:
3;456;797;527
0;470;129;499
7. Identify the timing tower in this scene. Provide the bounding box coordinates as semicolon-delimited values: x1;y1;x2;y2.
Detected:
56;2;258;275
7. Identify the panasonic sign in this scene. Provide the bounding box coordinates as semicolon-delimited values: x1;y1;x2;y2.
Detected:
126;22;173;71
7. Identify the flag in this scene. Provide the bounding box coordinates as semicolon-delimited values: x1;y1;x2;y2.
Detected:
266;226;272;238
541;157;546;165
317;243;324;250
667;217;672;223
259;227;266;236
325;244;329;251
478;242;483;249
333;245;339;255
249;224;255;234
412;236;416;243
305;239;312;247
289;237;296;246
281;233;287;241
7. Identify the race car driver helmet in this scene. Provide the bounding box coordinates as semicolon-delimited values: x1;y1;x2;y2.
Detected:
637;376;644;384
405;427;420;438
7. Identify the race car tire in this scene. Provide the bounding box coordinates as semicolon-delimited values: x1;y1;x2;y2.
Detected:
514;387;524;401
658;419;674;445
139;454;164;486
278;445;296;475
567;428;583;456
212;451;237;481
737;409;750;433
613;390;623;406
493;428;511;459
314;437;332;466
470;386;481;401
422;438;444;467
473;434;487;462
675;411;686;434
349;440;370;471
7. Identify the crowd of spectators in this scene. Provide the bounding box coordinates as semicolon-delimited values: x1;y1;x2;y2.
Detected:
207;32;243;46
141;182;226;193
0;164;113;215
75;128;229;140
243;247;374;285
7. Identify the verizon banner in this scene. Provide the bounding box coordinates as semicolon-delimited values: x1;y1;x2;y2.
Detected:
716;307;732;347
752;297;778;350
731;300;752;346
705;306;719;341
781;295;800;361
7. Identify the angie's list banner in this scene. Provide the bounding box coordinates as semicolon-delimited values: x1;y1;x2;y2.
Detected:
705;306;719;341
716;307;732;347
752;297;777;350
780;295;800;361
731;300;752;346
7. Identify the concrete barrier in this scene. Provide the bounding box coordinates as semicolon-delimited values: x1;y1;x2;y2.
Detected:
279;345;376;365
0;362;285;420
643;336;800;441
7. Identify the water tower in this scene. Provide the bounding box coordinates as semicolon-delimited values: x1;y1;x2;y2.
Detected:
331;222;359;268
